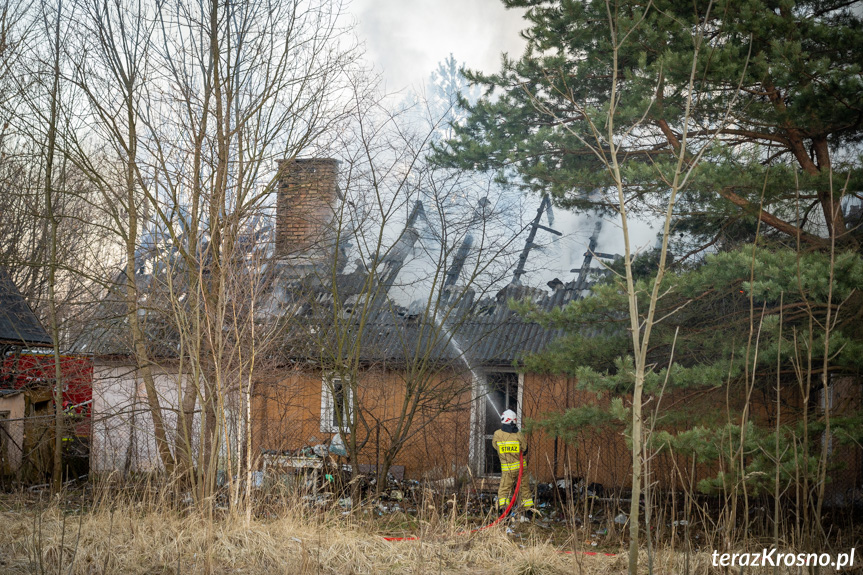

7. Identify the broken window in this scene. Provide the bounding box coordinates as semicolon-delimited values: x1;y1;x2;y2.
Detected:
320;376;353;433
483;372;519;475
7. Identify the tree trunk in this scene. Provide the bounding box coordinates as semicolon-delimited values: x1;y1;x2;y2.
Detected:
811;137;847;239
42;0;63;493
124;111;175;473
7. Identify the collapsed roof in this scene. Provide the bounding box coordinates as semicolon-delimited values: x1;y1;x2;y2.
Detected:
75;247;591;367
75;159;607;368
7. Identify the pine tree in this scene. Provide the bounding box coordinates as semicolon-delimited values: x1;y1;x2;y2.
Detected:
432;0;863;553
520;243;863;534
434;0;863;249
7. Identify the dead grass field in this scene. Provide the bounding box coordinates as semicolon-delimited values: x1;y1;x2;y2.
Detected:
0;493;835;574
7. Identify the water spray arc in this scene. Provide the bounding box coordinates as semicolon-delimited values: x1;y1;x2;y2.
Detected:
434;196;504;418
430;313;501;419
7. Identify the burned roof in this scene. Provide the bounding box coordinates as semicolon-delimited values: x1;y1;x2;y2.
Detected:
73;179;606;367
268;265;582;367
74;248;587;368
0;267;53;348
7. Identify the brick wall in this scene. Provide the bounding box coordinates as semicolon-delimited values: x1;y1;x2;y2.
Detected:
275;158;339;257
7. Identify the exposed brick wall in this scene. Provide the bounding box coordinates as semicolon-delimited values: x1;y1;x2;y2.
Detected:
276;158;339;257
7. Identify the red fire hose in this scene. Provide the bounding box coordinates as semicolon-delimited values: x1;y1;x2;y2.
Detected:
382;453;524;541
381;453;616;557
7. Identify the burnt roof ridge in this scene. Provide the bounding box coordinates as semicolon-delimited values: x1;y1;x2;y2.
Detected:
72;193;603;365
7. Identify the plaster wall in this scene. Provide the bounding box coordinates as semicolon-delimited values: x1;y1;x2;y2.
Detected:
0;393;25;473
91;362;202;473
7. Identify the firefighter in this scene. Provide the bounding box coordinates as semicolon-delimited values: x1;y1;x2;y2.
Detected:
492;409;535;516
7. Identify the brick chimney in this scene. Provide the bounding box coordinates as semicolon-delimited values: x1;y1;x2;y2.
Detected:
275;158;339;257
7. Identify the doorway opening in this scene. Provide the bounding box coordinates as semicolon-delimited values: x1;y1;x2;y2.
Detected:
480;371;520;475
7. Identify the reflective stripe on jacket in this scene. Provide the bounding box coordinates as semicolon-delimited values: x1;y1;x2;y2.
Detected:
492;428;525;472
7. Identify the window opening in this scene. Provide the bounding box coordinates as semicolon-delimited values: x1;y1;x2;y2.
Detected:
321;376;353;433
332;378;349;428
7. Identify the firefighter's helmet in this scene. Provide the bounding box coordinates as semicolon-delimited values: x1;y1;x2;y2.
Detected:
501;409;517;425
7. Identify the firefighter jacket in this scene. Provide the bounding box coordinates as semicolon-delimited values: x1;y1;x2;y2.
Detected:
492;426;526;473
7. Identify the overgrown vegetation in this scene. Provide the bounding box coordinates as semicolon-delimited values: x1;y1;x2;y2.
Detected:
434;0;863;571
2;483;850;575
1;0;861;571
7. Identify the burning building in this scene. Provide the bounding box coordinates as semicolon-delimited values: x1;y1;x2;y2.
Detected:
76;158;634;488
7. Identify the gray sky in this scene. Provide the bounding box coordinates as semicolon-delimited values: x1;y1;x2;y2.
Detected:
344;0;659;293
348;0;527;92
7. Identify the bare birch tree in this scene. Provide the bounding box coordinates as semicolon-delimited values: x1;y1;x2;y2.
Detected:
57;0;361;510
39;0;65;491
294;88;528;494
513;2;746;571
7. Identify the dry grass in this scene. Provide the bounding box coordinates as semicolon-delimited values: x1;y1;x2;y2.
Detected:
0;494;830;574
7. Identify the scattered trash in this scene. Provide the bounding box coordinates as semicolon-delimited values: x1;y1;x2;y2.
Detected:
257;456;638;535
302;493;333;507
673;520;689;526
535;482;554;502
585;483;604;498
330;434;348;457
251;471;264;487
312;443;329;458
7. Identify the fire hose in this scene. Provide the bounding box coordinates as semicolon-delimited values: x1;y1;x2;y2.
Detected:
381;453;616;557
381;452;524;542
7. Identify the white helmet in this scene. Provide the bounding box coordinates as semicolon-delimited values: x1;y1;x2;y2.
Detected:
501;409;517;425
